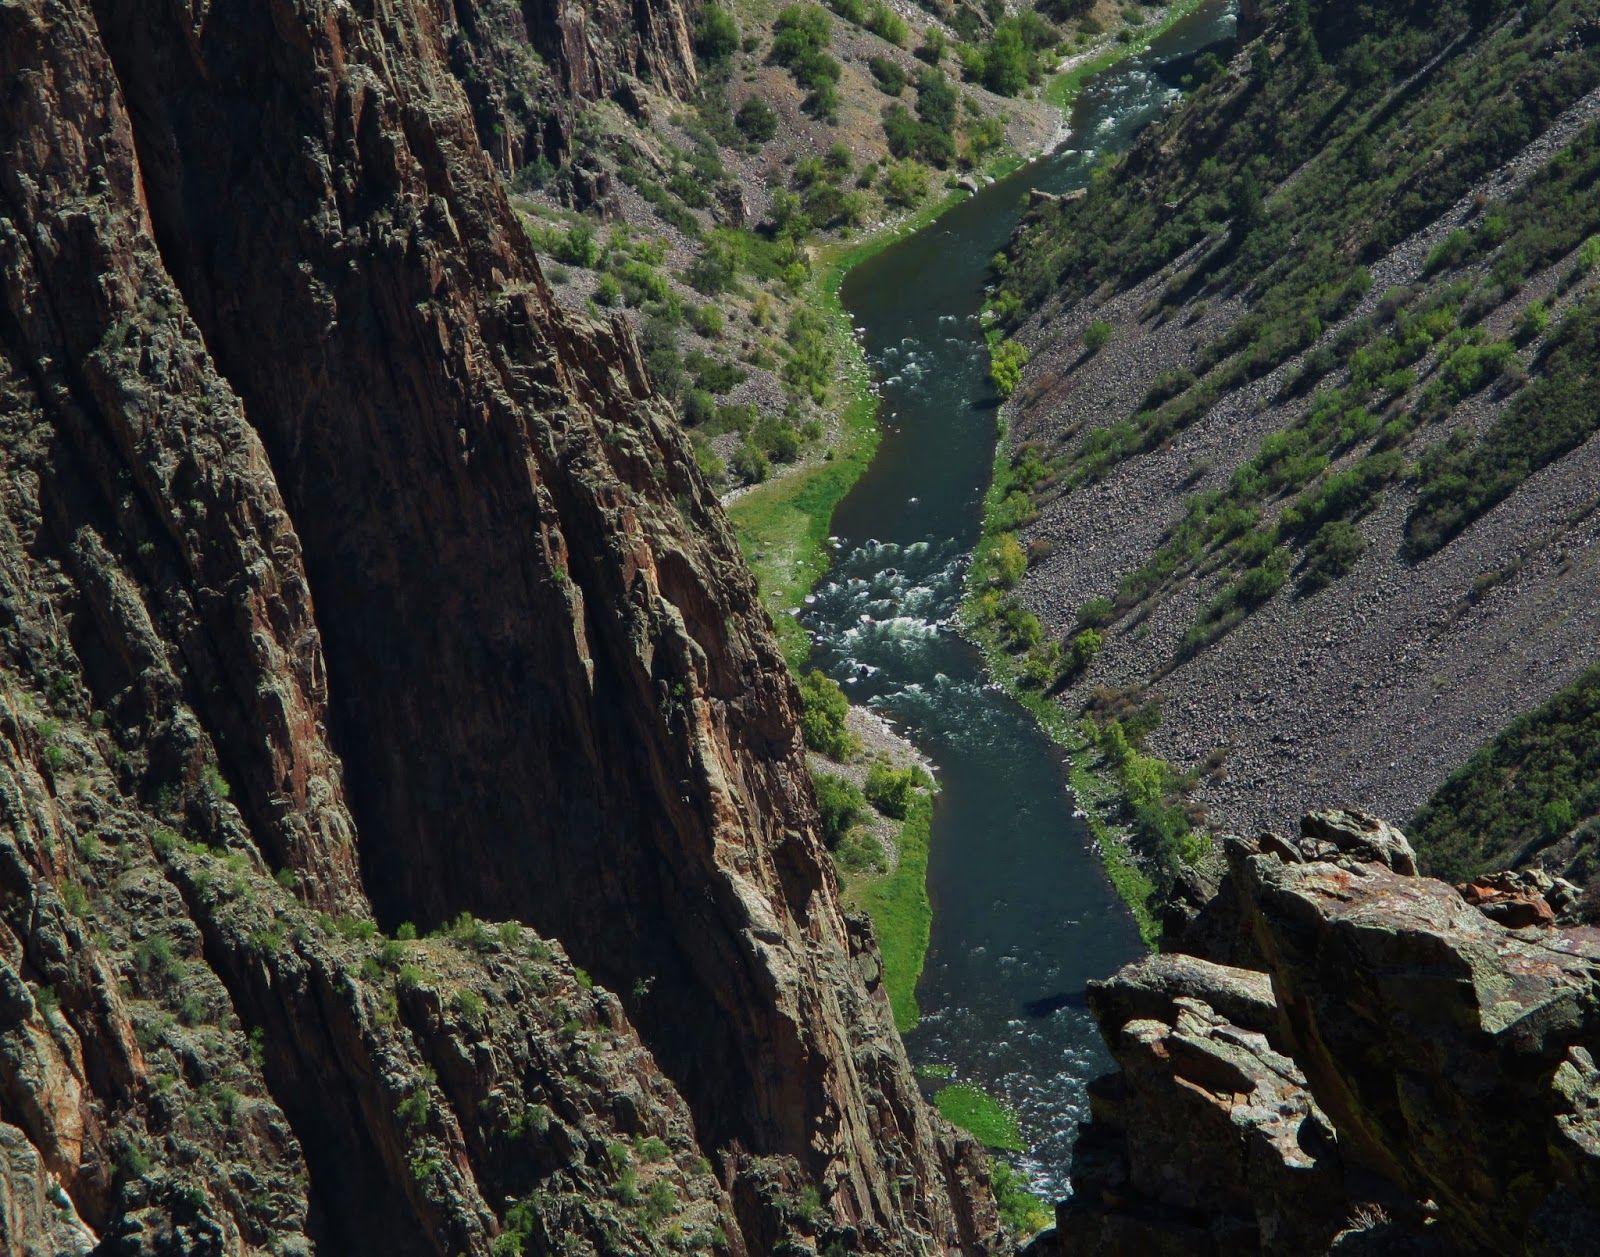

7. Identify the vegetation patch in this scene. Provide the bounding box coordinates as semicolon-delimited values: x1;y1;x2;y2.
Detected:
1412;663;1600;881
932;1082;1024;1152
992;1161;1053;1239
844;789;935;1032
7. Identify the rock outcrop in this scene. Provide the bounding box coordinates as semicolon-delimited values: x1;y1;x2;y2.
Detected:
436;0;698;174
1034;811;1600;1256
0;0;993;1251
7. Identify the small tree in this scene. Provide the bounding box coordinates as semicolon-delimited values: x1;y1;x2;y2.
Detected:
1084;320;1113;353
736;97;778;143
989;339;1029;397
695;5;740;62
812;771;866;847
798;670;859;759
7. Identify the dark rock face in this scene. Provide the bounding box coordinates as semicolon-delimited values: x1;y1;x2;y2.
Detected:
1035;812;1600;1256
435;0;698;173
0;0;994;1251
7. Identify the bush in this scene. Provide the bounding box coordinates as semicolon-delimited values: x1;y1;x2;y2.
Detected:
695;5;740;63
990;533;1026;587
1300;520;1367;592
735;96;778;143
1516;300;1549;344
882;104;921;158
870;56;909;95
798;670;859;759
689;303;724;338
866;2;908;45
883;159;929;207
864;763;927;819
915;67;957;132
1062;627;1103;679
812;771;866;847
731;441;769;484
1077;596;1115;628
1084;319;1113;353
989;339;1030;397
981;23;1030;95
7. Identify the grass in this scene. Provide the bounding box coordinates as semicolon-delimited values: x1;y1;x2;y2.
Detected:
933;1082;1024;1152
992;1162;1053;1239
842;790;933;1033
1044;0;1209;111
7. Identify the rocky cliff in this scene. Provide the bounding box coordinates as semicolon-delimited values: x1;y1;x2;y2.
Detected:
1030;810;1600;1255
436;0;699;175
0;0;995;1251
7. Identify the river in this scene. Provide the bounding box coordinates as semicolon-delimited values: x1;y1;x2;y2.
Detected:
802;0;1238;1196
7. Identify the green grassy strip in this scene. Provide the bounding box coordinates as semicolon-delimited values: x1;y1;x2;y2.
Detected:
963;421;1162;946
992;1162;1054;1239
1044;0;1209;111
933;1082;1025;1152
729;156;1028;670
844;791;933;1033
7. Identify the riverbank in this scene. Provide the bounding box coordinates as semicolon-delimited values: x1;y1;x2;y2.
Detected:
964;420;1163;945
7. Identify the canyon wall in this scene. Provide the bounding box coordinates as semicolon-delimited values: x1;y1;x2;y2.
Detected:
0;0;993;1251
435;0;699;172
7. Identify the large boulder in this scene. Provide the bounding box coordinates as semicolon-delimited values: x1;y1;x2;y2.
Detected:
1236;843;1600;1254
1040;956;1352;1255
1039;812;1600;1256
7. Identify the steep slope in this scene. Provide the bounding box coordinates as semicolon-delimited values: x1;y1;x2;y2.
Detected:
976;0;1600;906
1411;663;1600;885
0;0;994;1251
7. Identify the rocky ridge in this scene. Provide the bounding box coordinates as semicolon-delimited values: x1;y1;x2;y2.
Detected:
1030;809;1600;1255
0;0;995;1251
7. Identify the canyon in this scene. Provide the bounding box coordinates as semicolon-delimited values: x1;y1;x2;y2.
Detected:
3;0;1600;1253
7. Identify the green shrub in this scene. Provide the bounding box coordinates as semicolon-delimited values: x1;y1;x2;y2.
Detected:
989;339;1029;397
1083;319;1113;353
870;55;909;94
989;533;1026;587
798;670;859;759
864;763;927;819
689;304;724;338
1300;520;1366;592
865;2;908;45
883;160;929;207
1077;596;1115;628
1516;300;1550;344
812;771;866;847
735;97;778;143
1062;627;1102;679
731;441;769;485
695;5;740;63
991;1162;1051;1239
